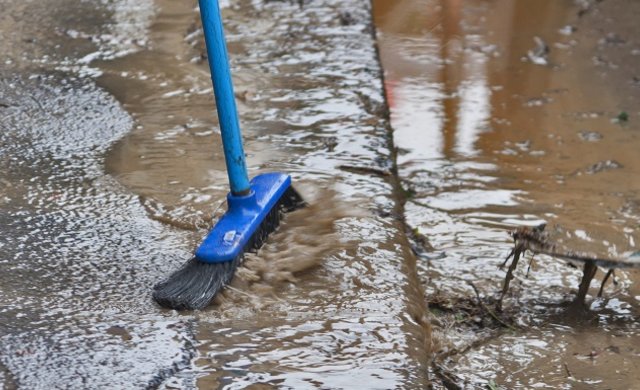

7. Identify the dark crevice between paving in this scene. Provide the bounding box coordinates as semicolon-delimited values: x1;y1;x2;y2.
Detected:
368;0;434;368
145;319;198;390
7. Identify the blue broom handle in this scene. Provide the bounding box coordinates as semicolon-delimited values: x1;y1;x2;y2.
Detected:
199;0;251;195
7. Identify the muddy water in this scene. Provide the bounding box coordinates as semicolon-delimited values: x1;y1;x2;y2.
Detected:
374;0;640;388
1;0;433;388
103;0;434;386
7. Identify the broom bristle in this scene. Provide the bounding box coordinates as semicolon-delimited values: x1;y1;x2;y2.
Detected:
153;186;305;310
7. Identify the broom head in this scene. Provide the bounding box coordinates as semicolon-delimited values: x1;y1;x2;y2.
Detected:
153;173;304;310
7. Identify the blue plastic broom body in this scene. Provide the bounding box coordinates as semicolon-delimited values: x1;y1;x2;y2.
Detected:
195;173;291;263
196;0;293;264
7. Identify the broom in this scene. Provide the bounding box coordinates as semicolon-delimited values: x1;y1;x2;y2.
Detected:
152;0;304;310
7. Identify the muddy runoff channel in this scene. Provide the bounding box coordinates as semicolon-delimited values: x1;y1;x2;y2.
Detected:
0;0;431;388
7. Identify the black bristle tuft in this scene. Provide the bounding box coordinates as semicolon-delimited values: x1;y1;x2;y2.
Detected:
281;185;306;212
153;186;305;310
152;255;241;310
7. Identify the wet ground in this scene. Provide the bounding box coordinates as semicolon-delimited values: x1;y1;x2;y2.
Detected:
374;0;640;388
1;0;429;388
1;0;639;388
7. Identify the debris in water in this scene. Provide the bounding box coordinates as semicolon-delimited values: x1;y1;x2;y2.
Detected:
564;362;573;378
615;111;629;123
598;269;618;297
468;282;517;330
558;25;576;36
592;55;618;69
599;33;626;46
585;159;623;174
524;96;552;107
499;225;640;307
428;291;516;389
409;227;435;255
526;36;549;65
577;130;603;142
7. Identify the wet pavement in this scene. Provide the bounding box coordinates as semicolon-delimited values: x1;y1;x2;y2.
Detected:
1;1;196;387
374;0;640;388
2;0;640;388
1;0;430;388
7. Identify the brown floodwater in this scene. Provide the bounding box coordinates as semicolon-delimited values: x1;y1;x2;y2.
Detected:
2;0;639;388
103;0;434;387
374;0;640;388
2;0;431;388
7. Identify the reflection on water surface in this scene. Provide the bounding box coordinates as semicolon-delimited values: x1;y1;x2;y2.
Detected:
375;0;640;387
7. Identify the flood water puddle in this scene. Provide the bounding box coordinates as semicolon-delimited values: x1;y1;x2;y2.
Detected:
374;0;640;387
